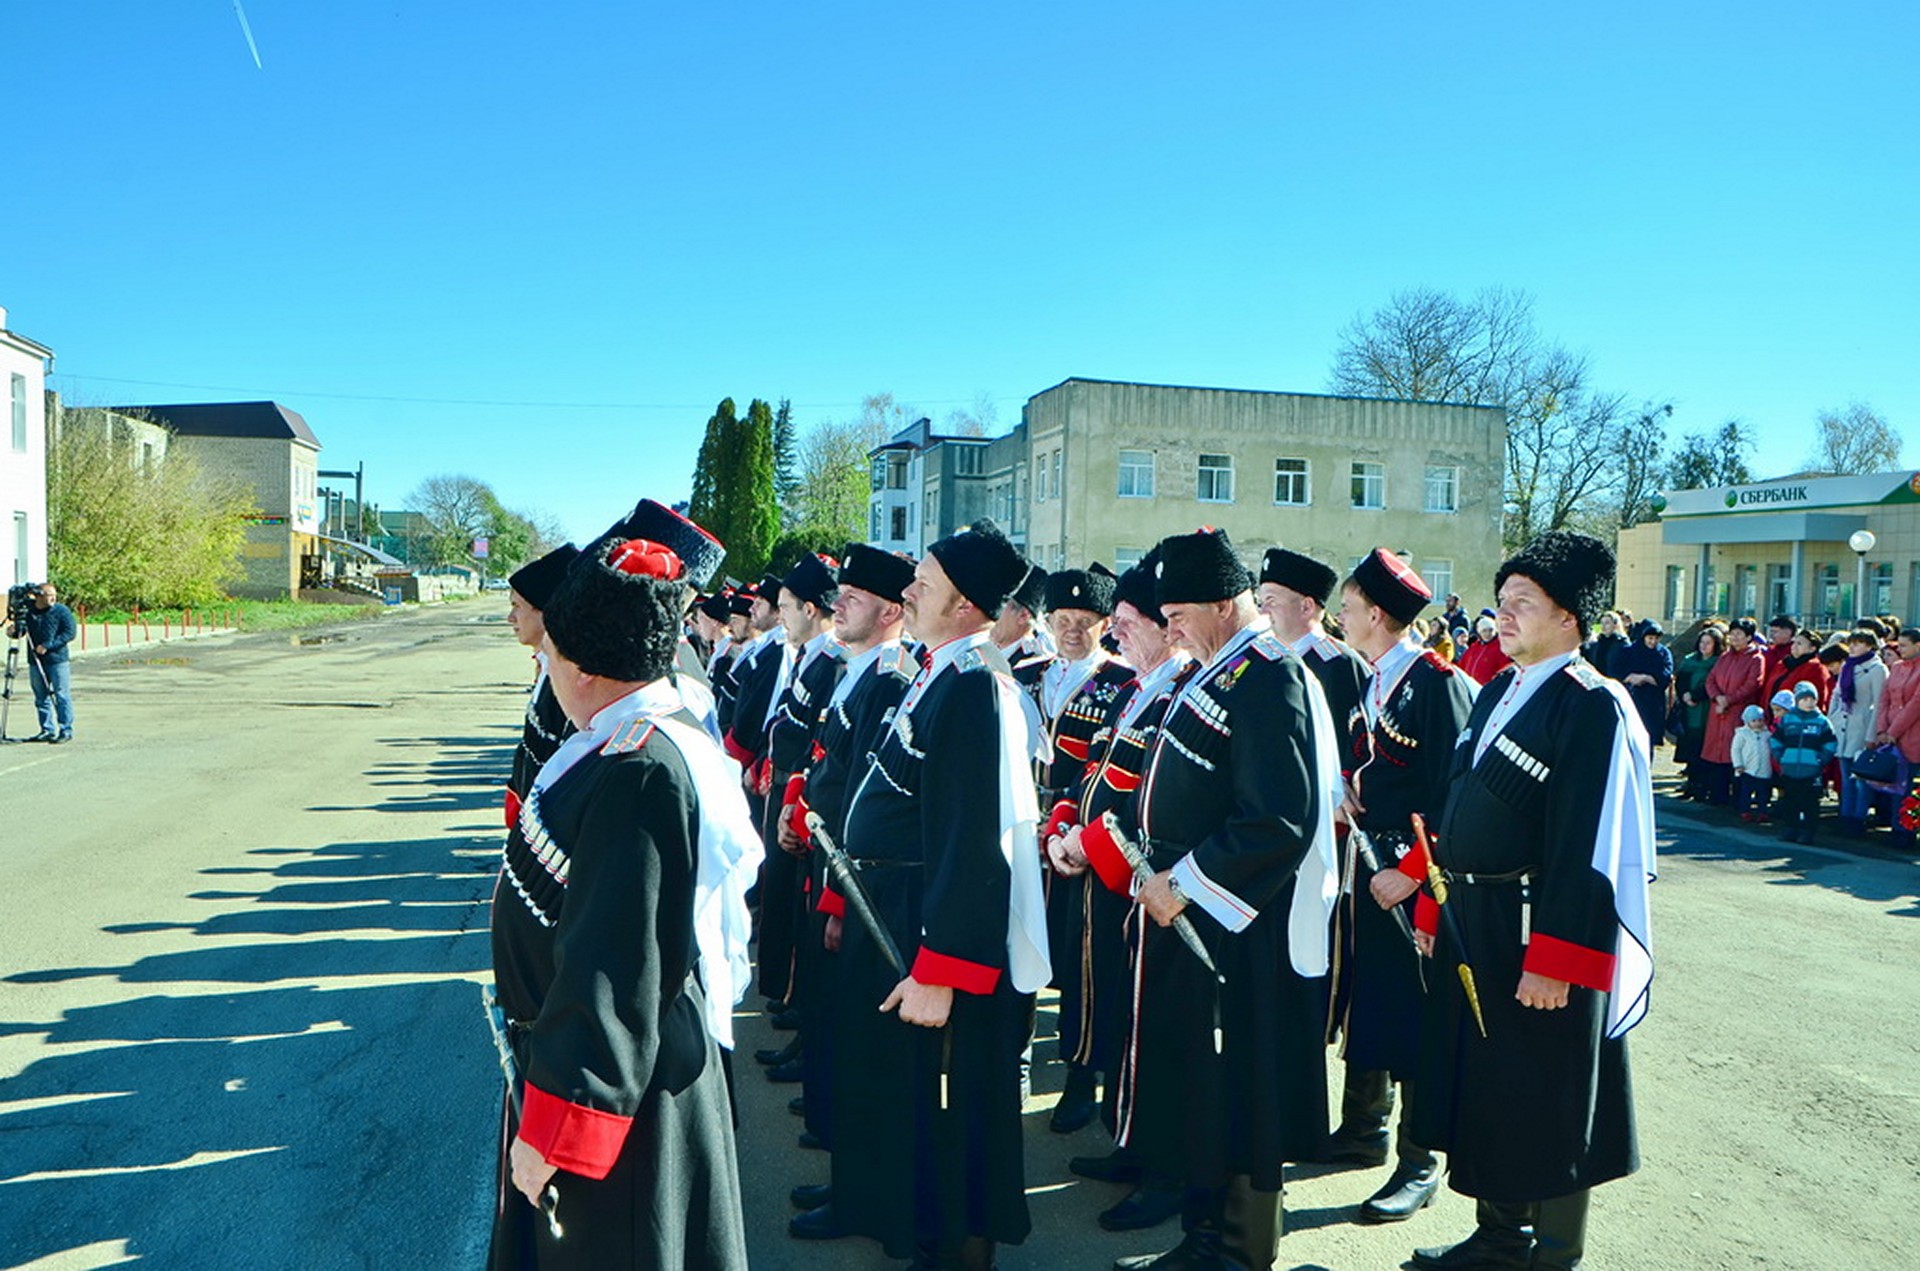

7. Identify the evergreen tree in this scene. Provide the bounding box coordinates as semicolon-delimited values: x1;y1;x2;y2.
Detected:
731;399;781;577
772;397;801;524
688;397;737;534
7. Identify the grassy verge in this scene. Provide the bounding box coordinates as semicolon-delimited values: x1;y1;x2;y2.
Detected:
77;592;487;633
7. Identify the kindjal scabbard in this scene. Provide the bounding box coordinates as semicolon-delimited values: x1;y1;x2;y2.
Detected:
804;811;910;980
1351;827;1422;952
1410;813;1488;1038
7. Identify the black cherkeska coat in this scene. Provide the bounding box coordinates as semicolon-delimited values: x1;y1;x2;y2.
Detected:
489;723;747;1270
831;640;1034;1259
1413;658;1640;1203
757;639;846;1004
1334;649;1474;1078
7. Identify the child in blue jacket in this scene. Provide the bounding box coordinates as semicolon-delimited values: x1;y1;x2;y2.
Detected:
1771;682;1839;844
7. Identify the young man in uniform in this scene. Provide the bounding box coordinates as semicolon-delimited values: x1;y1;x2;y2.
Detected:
504;545;581;823
830;520;1050;1271
1410;531;1653;1271
1329;548;1475;1224
1256;547;1369;773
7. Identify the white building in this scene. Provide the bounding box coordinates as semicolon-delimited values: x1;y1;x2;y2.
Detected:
1;306;54;588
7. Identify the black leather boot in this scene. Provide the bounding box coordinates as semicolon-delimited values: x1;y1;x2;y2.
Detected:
1217;1175;1282;1271
1357;1158;1439;1223
1321;1067;1391;1165
1050;1063;1099;1134
1410;1198;1532;1269
1530;1190;1589;1270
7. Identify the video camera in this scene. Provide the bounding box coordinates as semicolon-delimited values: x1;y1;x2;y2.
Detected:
6;582;38;632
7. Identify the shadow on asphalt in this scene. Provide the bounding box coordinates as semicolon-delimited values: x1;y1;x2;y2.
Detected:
0;731;511;1269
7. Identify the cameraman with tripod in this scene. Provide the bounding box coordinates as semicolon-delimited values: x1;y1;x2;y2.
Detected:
7;583;76;743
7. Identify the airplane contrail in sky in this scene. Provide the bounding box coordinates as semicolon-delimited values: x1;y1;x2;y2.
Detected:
232;0;263;69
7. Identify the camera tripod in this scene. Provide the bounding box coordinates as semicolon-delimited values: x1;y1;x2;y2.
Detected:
0;634;39;743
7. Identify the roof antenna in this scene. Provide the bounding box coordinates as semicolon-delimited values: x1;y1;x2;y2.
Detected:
232;0;263;69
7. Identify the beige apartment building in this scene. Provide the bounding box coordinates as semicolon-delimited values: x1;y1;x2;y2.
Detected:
1016;378;1508;603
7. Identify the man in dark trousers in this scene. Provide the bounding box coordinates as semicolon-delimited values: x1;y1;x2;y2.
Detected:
784;543;919;1240
489;532;753;1270
1410;531;1654;1271
12;583;77;743
1080;528;1343;1271
756;552;845;1026
1329;548;1475;1224
831;520;1050;1271
1019;562;1135;1133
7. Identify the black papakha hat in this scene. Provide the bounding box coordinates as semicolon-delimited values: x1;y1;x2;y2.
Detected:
1114;549;1166;626
781;552;840;610
927;519;1030;619
727;590;754;617
756;574;784;602
1154;528;1254;605
1350;547;1432;627
696;592;733;624
1011;564;1047;616
592;499;726;589
1045;563;1118;616
1495;531;1616;632
1260;547;1337;607
545;538;686;682
507;543;579;611
839;544;916;604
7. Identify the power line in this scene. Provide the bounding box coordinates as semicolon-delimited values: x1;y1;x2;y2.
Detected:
52;371;1018;413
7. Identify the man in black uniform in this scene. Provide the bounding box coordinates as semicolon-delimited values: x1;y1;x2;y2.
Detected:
831;520;1050;1271
1021;563;1134;1133
784;543;919;1239
1255;548;1369;773
504;544;581;827
1328;548;1475;1224
992;564;1052;668
1080;528;1343;1271
1410;531;1653;1271
757;553;845;1023
489;532;752;1270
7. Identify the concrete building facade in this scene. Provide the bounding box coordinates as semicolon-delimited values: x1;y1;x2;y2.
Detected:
1;307;54;588
870;378;1508;605
114;401;322;598
1614;470;1920;629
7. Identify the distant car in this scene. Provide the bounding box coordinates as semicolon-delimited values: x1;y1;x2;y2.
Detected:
483;578;510;592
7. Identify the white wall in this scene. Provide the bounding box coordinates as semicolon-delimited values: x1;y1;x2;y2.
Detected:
0;308;50;588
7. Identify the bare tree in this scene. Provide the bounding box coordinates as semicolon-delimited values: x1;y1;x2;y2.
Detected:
1807;402;1901;474
408;474;494;566
1613;403;1674;528
1330;288;1660;547
942;391;1000;438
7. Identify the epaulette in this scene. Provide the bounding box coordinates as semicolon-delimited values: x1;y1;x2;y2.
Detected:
600;719;657;756
875;644;916;677
1249;631;1288;661
1420;648;1460;675
958;643;1013;675
1562;659;1608;691
822;639;848;662
1012;652;1053;678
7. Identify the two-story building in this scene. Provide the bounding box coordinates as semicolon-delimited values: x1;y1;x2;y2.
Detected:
871;377;1508;605
1;307;54;588
112;401;323;598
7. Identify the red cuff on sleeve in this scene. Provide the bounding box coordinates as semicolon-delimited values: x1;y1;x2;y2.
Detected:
1080;815;1136;896
788;794;812;847
1044;799;1081;841
1523;932;1617;992
782;772;806;808
817;883;846;917
516;1081;633;1181
810;741;827;763
1057;735;1091;762
1413;893;1439;938
504;787;522;830
722;731;755;767
911;945;1002;995
1396;836;1429;882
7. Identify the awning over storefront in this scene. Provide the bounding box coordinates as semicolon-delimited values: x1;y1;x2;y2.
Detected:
317;533;406;567
1661;511;1867;546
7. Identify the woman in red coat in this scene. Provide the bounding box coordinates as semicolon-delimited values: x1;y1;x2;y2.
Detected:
1766;628;1832;710
1700;617;1767;805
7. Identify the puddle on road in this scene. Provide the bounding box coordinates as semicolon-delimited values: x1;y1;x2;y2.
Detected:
275;700;393;710
291;633;348;646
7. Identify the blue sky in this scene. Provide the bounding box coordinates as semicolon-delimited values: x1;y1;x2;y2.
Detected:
5;2;1914;541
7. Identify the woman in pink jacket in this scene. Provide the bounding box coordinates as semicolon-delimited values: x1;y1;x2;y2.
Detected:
1871;626;1920;848
1700;617;1767;805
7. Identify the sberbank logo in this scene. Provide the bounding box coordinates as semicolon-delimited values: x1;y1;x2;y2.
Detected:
1725;485;1811;508
1725;491;1738;507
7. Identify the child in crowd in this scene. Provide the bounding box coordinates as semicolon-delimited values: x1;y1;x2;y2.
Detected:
1769;689;1795;724
1731;704;1775;822
1771;682;1839;844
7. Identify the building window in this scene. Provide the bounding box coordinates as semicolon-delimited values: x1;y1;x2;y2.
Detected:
871;456;887;488
1666;566;1687;621
1035;455;1050;502
11;512;25;585
1273;458;1309;506
1114;547;1145;570
1422;561;1454;606
1766;563;1792;619
9;374;24;453
1352;461;1385;509
870;504;883;541
888;454;909;490
889;506;907;541
1197;453;1235;503
1424;466;1459;514
1869;561;1893;615
953;446;983;476
1814;563;1841;621
1117;450;1155;498
1734;564;1757;618
1052;450;1063;502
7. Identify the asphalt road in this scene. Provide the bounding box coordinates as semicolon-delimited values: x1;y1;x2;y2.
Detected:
2;602;1916;1269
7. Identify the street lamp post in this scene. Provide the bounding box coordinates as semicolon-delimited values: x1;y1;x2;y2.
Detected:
1849;529;1876;623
